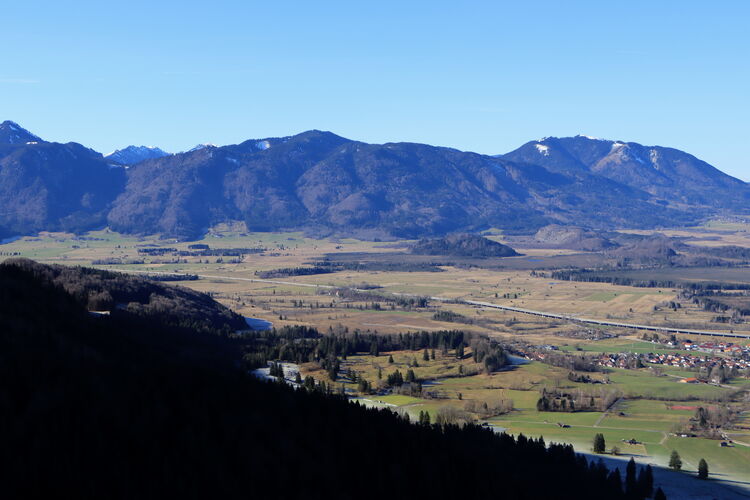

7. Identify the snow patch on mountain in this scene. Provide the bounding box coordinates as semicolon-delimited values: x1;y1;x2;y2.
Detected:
105;145;170;165
188;143;217;152
535;144;550;156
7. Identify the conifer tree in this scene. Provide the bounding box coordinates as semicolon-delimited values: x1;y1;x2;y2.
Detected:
625;457;637;495
607;468;622;496
698;458;708;480
637;464;653;498
654;488;666;500
669;450;682;471
593;433;606;454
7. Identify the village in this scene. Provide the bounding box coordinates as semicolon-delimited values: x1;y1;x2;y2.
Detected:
595;339;750;380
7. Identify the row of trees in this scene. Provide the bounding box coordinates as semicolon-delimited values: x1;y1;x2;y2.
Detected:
537;388;621;413
669;451;710;480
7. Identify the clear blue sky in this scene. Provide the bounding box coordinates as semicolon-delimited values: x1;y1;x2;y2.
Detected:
2;1;748;178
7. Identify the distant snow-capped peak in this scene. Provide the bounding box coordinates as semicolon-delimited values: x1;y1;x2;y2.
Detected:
105;145;171;165
187;143;217;152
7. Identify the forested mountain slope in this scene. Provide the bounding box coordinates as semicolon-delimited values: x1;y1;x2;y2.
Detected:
0;259;640;499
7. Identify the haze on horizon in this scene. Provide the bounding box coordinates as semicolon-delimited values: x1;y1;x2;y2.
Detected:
1;1;748;180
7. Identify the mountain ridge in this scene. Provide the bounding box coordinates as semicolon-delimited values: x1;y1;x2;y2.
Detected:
0;120;747;240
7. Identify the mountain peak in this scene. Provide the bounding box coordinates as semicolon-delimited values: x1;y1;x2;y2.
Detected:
187;143;218;153
105;145;171;165
0;120;43;144
503;134;746;204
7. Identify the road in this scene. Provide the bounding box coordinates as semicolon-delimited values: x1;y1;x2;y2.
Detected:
459;298;750;339
115;268;750;339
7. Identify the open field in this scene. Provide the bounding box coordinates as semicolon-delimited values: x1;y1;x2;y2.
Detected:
301;348;750;484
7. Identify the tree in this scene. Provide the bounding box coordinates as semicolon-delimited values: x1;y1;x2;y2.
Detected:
388;354;394;364
423;348;430;362
654;487;666;500
637;464;653;498
625;458;637;496
418;410;431;426
593;433;606;454
357;377;370;394
607;468;622;496
669;450;682;471
294;372;302;384
698;458;708;480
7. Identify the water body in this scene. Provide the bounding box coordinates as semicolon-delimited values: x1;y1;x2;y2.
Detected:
0;236;21;245
244;317;273;331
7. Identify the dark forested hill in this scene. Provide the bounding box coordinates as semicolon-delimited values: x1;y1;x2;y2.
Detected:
0;259;651;499
0;130;125;237
1;121;747;240
411;233;519;257
2;258;247;333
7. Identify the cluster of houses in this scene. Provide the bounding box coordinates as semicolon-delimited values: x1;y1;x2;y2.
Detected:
680;339;749;355
594;353;642;369
641;351;750;372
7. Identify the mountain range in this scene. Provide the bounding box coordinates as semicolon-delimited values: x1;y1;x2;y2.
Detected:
0;121;747;240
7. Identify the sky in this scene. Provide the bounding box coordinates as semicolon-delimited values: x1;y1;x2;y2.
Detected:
2;1;749;179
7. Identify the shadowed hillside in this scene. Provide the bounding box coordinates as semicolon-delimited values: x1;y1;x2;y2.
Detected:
0;259;646;499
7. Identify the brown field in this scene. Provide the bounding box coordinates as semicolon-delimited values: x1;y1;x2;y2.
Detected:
2;225;749;340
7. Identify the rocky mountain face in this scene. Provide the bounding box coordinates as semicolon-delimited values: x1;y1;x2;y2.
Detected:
1;122;748;241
